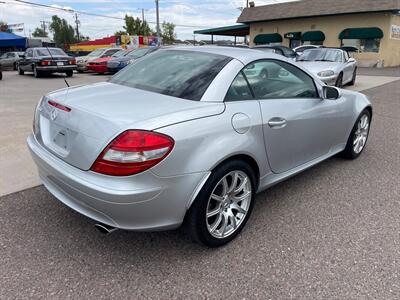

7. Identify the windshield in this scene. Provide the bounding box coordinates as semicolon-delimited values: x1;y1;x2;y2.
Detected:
112;50;128;58
35;48;67;56
88;49;104;57
298;49;343;62
126;48;153;59
110;50;232;101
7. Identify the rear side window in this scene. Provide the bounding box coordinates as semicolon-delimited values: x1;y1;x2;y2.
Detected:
225;72;253;101
110;50;232;101
243;60;318;99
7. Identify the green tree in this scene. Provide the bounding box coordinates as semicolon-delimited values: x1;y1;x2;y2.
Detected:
114;30;126;36
161;21;176;45
49;15;77;49
32;27;48;38
123;15;154;36
0;21;9;32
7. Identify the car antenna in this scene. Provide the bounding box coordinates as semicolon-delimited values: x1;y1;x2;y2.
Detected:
46;46;70;87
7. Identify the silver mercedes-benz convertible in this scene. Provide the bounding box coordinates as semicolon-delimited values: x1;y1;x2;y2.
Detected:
27;46;372;247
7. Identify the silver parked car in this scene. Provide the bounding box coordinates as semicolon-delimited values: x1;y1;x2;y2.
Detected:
28;47;372;247
296;48;357;87
0;51;24;70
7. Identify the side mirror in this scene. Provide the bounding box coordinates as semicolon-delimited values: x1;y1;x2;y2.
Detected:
323;86;341;100
348;58;356;63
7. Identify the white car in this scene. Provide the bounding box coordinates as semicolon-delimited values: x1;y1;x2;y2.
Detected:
296;48;357;87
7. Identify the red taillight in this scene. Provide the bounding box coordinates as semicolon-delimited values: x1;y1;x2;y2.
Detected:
48;100;71;112
69;59;76;65
40;60;51;66
91;130;175;176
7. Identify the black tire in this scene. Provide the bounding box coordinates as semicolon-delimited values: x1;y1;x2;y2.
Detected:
33;65;41;78
348;68;357;86
340;109;371;159
13;62;17;70
185;160;256;247
66;70;73;77
0;71;2;81
18;65;24;75
335;72;343;88
77;69;84;73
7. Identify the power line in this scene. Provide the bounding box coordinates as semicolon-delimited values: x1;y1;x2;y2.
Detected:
11;0;210;28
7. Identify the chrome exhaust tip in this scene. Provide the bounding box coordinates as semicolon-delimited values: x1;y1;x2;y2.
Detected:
95;223;117;234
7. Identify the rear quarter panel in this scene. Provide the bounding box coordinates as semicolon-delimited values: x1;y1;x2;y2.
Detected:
152;101;271;179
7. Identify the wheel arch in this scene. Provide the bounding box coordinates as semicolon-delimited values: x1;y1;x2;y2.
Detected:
210;153;260;191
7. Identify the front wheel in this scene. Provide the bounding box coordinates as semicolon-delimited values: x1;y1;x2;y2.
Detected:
185;160;256;247
348;68;357;86
341;109;371;159
335;72;343;88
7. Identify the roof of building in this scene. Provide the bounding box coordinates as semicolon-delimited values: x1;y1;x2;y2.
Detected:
237;0;400;23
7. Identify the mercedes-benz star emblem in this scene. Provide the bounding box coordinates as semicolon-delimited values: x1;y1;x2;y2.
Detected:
50;109;58;121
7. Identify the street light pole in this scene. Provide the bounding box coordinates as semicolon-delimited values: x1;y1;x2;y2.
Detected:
155;0;160;45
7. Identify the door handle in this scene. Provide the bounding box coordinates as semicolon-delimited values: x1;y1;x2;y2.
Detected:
268;118;287;128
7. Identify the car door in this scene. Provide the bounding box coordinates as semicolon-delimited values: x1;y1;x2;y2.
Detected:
243;59;341;174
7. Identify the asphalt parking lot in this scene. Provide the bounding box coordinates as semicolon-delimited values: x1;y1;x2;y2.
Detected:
0;69;399;298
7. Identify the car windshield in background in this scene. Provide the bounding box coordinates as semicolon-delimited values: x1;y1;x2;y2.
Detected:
88;49;104;57
298;49;342;62
110;50;232;101
127;48;153;59
112;50;128;58
35;48;67;57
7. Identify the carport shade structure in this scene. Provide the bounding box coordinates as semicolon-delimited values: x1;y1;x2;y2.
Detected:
0;32;27;48
301;31;326;42
254;33;283;45
193;24;249;44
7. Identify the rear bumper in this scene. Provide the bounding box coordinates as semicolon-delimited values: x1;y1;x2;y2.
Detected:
87;65;107;73
27;134;209;231
36;65;77;72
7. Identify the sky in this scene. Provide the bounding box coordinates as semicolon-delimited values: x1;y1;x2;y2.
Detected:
0;0;294;41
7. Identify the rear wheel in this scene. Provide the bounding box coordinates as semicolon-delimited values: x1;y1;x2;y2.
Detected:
341;109;371;159
66;70;73;77
33;65;41;78
335;72;343;88
13;62;17;70
18;64;24;75
185;160;256;247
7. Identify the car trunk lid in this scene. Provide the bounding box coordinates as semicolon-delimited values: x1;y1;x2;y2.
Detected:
35;82;224;170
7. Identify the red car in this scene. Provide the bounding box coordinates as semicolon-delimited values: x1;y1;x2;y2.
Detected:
87;49;127;74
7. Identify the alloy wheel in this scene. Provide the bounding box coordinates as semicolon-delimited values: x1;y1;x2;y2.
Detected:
206;170;252;239
353;114;369;154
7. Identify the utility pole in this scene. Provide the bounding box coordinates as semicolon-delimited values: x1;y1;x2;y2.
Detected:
74;13;80;42
40;20;48;36
141;8;145;23
155;0;160;45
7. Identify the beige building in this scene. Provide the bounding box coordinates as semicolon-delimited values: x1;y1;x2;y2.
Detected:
237;0;400;67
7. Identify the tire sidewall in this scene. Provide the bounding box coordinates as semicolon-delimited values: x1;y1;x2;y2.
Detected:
345;109;371;159
188;160;257;247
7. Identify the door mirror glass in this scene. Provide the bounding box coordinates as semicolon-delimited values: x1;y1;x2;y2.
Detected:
323;86;340;100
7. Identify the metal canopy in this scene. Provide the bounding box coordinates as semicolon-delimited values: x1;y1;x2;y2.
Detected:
194;24;249;37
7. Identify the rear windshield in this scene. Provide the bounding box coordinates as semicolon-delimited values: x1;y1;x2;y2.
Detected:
35;48;67;56
110;50;232;101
